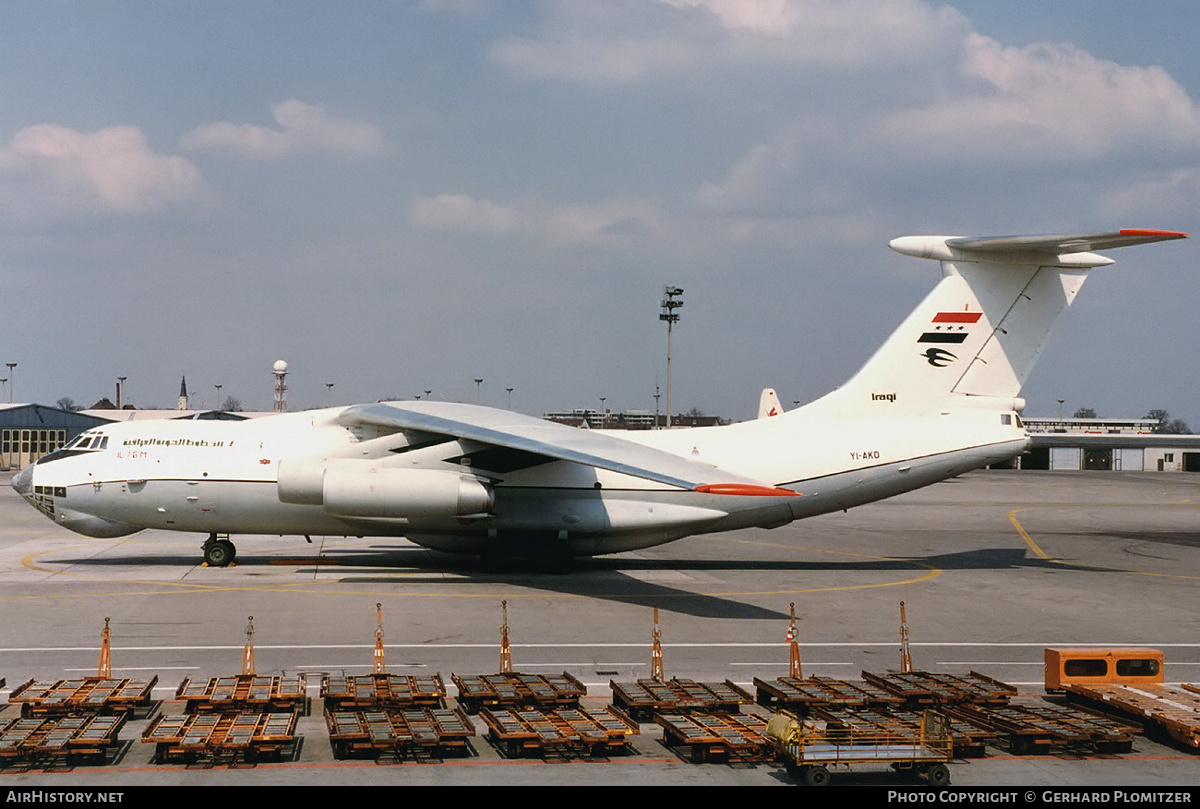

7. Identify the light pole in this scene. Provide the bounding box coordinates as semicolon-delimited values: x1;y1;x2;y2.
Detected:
1058;399;1065;423
325;383;333;406
659;287;683;428
474;378;483;405
599;396;606;428
506;387;513;409
117;377;127;410
5;363;15;403
215;384;222;411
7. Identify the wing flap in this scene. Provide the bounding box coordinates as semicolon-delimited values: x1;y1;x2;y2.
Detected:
339;401;759;489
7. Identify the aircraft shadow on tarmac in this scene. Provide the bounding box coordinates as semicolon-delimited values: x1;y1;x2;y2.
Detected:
46;545;1115;621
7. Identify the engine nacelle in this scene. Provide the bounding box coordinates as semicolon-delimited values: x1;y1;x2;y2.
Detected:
322;467;493;519
276;457;333;505
278;459;493;518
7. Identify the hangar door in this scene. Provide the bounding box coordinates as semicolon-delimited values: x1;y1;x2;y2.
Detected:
1050;447;1081;470
1114;449;1144;471
1;429;66;471
1083;449;1112;471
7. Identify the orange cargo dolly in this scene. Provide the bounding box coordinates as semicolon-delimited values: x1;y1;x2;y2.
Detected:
175;674;308;715
0;714;126;766
610;678;753;721
142;711;298;764
862;670;1017;707
754;676;904;712
452;671;587;715
322;673;447;711
955;701;1140;755
1065;682;1200;750
1044;647;1164;692
325;707;475;760
482;705;639;758
9;677;158;718
655;711;772;763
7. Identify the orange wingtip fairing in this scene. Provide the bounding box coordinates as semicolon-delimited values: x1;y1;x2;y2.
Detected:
1118;229;1188;238
694;484;800;497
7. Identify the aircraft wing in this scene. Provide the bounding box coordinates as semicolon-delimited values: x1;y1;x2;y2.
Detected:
338;401;763;490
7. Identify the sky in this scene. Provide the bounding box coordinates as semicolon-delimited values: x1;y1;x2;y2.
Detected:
2;0;1198;425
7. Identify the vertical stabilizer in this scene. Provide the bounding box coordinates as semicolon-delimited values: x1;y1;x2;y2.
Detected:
821;230;1185;415
758;388;784;419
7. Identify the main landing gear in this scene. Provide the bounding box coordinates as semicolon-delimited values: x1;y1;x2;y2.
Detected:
202;533;237;567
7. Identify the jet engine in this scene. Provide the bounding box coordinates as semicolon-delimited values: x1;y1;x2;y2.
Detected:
277;459;492;519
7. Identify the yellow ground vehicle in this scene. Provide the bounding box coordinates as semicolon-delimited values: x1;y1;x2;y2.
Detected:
766;709;953;786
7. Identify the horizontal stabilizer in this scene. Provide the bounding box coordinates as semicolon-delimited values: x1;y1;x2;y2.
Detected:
891;229;1186;266
948;229;1187;254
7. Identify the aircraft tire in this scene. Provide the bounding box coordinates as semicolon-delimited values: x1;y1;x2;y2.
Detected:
203;538;236;567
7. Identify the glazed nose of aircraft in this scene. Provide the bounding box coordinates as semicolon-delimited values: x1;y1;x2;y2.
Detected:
11;464;33;499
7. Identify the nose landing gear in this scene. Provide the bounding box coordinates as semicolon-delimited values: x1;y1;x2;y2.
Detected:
202;534;237;567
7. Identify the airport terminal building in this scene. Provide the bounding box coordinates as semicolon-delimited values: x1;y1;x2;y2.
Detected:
1022;417;1200;472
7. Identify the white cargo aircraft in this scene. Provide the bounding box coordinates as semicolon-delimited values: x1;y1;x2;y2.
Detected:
13;229;1186;567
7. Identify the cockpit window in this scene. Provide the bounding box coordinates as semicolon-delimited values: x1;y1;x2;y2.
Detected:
35;431;108;465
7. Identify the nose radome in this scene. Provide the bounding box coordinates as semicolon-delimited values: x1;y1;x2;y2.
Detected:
11;464;33;498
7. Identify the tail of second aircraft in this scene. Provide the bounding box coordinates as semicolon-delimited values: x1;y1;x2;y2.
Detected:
757;388;784;419
811;229;1186;416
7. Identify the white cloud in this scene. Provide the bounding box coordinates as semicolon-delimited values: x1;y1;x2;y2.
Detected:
181;100;389;160
491;0;967;82
1097;167;1200;223
410;193;663;246
870;34;1200;163
410;193;523;237
0;124;209;219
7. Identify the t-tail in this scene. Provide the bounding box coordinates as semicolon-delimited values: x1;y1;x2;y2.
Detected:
812;229;1187;417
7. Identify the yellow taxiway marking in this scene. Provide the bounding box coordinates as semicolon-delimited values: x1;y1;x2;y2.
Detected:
1007;507;1200;581
8;534;940;601
1008;509;1052;560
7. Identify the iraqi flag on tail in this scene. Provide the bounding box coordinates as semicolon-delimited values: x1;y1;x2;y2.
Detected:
918;311;981;344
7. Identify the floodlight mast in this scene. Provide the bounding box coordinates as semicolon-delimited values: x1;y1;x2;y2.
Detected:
659;286;683;429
